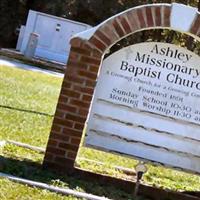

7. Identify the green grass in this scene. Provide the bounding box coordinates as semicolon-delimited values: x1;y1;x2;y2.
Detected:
0;65;62;147
0;179;82;200
1;144;43;163
0;108;53;147
0;144;140;200
1;64;200;199
0;65;144;200
145;165;200;191
0;65;61;114
78;147;200;192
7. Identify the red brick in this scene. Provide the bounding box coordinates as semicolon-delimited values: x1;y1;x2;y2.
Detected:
70;37;83;47
65;75;85;84
71;46;91;56
61;105;77;113
83;42;94;51
68;51;80;61
112;19;125;37
190;14;200;35
51;133;70;142
71;137;81;145
137;8;146;28
126;11;140;32
78;70;97;80
58;143;79;151
95;30;111;46
61;89;81;99
98;26;118;45
91;49;103;58
62;80;72;89
54;117;74;128
118;16;132;34
103;24;119;40
48;139;58;147
44;152;54;161
47;147;66;156
74;123;85;131
65;66;79;75
57;103;77;113
146;7;153;27
70;99;90;108
90;36;107;52
55;110;65;118
82;94;92;102
51;124;62;133
54;156;75;164
78;108;89;117
67;151;77;160
58;95;68;104
62;127;83;137
163;6;171;27
73;86;94;95
89;65;99;73
155;7;161;26
67;60;88;70
80;56;101;65
66;113;86;123
85;80;96;88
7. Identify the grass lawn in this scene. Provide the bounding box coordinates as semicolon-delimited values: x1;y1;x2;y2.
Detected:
1;64;200;199
0;178;84;200
0;65;61;146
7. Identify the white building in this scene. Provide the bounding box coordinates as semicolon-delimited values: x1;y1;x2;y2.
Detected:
17;10;91;63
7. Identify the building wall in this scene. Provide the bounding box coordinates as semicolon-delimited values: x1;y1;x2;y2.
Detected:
20;10;91;63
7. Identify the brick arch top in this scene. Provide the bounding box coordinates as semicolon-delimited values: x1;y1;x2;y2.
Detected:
71;3;200;55
44;3;200;172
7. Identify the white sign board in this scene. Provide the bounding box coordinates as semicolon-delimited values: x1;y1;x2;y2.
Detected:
85;42;200;174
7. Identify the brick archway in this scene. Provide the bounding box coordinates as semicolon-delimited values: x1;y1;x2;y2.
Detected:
43;3;200;172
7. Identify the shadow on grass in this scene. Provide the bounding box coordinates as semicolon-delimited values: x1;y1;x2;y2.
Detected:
1;156;200;200
0;104;53;117
0;156;138;200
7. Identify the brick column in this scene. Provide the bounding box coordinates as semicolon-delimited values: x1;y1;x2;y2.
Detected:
43;38;102;171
